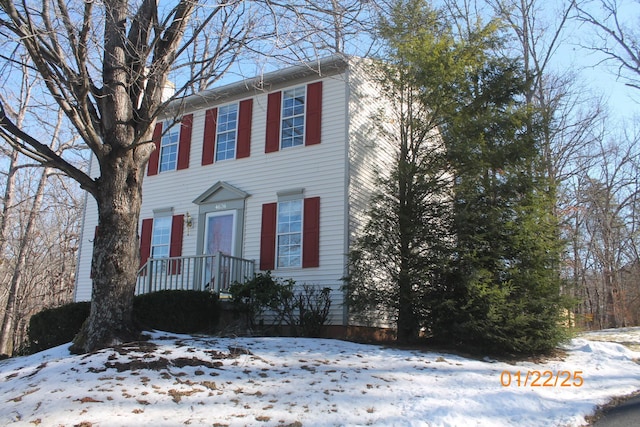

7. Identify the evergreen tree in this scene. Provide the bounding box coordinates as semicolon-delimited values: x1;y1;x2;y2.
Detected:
433;54;567;354
346;0;463;342
347;0;566;352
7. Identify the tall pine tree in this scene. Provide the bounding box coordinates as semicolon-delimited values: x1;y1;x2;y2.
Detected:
345;0;456;342
433;54;566;354
347;0;566;352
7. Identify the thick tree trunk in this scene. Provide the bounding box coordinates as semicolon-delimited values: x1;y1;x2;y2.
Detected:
396;124;417;343
68;0;159;354
1;0;198;354
397;267;416;343
70;155;146;354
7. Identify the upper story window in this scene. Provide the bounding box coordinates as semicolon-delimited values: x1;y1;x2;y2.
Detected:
281;87;306;149
265;81;322;153
202;99;253;166
147;114;193;176
276;199;303;268
216;104;238;161
159;125;180;172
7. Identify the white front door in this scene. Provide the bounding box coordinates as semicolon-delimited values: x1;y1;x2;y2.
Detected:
203;211;236;289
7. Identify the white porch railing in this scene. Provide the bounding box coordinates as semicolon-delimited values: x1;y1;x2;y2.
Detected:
136;252;255;295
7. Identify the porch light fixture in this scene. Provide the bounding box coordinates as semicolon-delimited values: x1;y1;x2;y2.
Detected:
185;212;193;235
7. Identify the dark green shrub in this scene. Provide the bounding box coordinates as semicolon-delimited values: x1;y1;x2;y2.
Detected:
229;273;332;337
27;302;91;353
133;290;220;334
26;291;221;354
229;272;294;332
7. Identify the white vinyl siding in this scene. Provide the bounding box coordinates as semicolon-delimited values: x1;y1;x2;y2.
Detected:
346;60;402;328
347;61;397;245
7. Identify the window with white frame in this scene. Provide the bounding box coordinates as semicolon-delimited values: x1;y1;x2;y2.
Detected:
216;104;238;161
151;216;172;259
281;86;305;149
159;124;180;172
277;199;302;268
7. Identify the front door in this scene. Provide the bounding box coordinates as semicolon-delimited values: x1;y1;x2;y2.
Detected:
203;211;236;289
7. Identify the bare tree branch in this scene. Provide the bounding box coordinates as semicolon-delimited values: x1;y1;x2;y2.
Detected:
575;0;640;91
0;102;96;195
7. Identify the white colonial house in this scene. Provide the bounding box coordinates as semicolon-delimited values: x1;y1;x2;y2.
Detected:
74;55;396;329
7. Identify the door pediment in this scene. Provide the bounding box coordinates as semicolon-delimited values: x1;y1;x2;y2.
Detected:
194;181;248;260
193;181;249;205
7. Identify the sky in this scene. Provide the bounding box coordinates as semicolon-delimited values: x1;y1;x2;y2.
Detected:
1;328;639;426
212;0;640;126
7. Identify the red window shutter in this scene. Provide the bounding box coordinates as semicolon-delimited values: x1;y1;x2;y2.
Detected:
260;203;277;270
177;114;193;170
237;99;253;159
305;82;322;146
265;91;281;153
169;214;184;275
140;218;153;270
303;197;320;268
202;108;217;166
147;123;163;176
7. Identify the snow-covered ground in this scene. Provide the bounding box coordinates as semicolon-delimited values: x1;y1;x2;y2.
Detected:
1;328;639;427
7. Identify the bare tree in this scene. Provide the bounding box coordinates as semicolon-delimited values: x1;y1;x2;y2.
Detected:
10;172;83;353
0;59;35;271
575;0;640;91
475;0;605;185
0;1;365;353
0;67;82;354
0;65;47;355
566;127;640;328
0;149;82;355
0;165;49;354
290;0;379;55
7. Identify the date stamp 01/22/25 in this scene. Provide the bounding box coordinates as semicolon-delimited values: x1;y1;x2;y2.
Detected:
500;370;584;387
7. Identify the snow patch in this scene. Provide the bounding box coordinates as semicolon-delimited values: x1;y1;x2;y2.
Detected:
1;329;639;426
